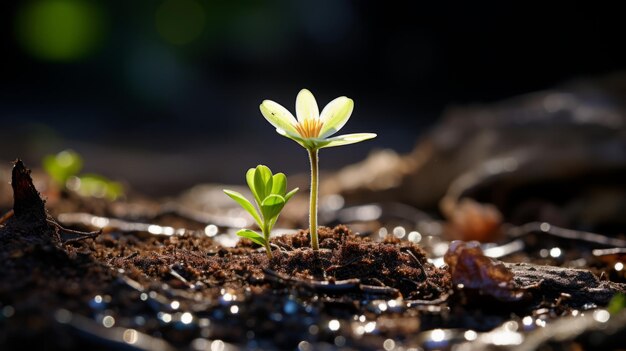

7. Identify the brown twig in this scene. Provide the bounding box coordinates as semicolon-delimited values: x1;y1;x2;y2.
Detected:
405;294;450;306
262;268;400;299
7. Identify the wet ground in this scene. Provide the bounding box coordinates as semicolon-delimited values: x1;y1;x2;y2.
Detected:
1;161;626;350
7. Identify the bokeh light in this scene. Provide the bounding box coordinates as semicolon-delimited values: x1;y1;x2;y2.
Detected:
16;0;105;62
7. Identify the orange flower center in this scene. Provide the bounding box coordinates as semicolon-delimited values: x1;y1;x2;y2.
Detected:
294;118;324;138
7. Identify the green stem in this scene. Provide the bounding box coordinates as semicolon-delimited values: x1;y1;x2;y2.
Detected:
262;225;273;259
308;148;319;250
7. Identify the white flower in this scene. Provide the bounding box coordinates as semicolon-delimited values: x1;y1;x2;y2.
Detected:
260;89;376;150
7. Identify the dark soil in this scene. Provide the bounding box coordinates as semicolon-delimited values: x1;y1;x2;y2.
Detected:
1;161;626;350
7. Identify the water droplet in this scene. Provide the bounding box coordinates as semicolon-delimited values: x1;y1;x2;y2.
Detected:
210;340;225;351
464;330;478;341
431;329;446;342
383;338;395;350
123;329;138;344
540;222;551;232
503;321;519;332
308;325;319;335
134;316;146;326
283;300;298;314
550;247;562;258
378;227;388;238
593;309;610;323
170;301;180;310
334;336;346;347
205;225;218;237
522;316;533;326
102;315;115;328
2;306;15;318
89;295;106;310
298;340;313;351
615;262;624;271
181;312;193;324
230;305;239;314
364;322;376;333
408;231;422;243
393;226;406;238
328;319;340;331
220;292;234;304
54;309;72;323
191;338;210;350
148;225;163;235
158;312;172;323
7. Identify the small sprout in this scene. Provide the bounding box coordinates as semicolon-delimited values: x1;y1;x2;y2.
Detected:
69;174;124;201
224;165;298;259
43;149;83;186
42;150;124;200
259;89;376;250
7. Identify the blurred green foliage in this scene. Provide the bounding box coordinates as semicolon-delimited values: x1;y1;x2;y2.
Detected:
43;149;83;185
43;150;124;200
16;0;105;61
608;293;626;315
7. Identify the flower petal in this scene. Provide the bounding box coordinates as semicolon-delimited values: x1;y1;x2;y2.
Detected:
260;100;299;135
318;133;377;148
295;89;319;123
319;96;354;138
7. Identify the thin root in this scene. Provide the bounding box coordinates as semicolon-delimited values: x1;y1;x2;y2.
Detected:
0;209;14;225
47;218;102;244
402;248;428;281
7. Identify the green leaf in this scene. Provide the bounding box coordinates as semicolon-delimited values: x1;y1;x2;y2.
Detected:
236;229;266;246
223;189;262;227
260;194;285;222
253;165;273;201
284;187;299;202
318;133;377;148
271;173;287;195
246;168;260;205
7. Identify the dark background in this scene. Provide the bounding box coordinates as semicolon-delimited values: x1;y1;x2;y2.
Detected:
1;1;625;195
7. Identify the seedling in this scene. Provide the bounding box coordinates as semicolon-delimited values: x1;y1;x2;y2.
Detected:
223;165;298;259
43;149;83;186
260;89;376;250
43;150;124;200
